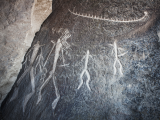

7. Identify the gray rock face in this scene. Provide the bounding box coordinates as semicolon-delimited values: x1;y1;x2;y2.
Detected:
1;0;160;120
0;0;52;105
0;0;34;104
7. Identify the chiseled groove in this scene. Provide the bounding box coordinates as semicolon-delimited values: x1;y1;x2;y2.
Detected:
113;41;123;76
23;67;35;113
44;41;55;67
16;41;41;86
9;41;41;103
52;77;60;112
36;39;62;105
68;9;148;23
37;29;71;105
77;50;91;91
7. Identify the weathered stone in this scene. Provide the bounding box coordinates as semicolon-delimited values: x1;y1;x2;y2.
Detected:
0;0;34;105
1;0;160;120
0;0;52;105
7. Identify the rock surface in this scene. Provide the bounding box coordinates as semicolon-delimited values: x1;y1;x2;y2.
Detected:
0;0;52;105
1;0;160;120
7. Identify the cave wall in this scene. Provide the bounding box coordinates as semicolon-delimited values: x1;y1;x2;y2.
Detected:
0;0;52;105
1;0;160;120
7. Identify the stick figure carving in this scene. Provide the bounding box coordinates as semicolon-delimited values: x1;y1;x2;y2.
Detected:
77;50;91;91
9;41;44;103
36;28;71;114
109;40;128;76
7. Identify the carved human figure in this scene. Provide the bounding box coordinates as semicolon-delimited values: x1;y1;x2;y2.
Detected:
1;1;160;120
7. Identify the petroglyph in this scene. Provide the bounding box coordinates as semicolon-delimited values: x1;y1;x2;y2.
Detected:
59;49;70;67
112;41;126;76
9;41;42;103
9;87;19;103
37;39;62;104
40;68;47;82
118;51;128;57
22;56;28;70
23;67;35;113
38;41;55;82
37;28;71;107
35;48;44;74
77;50;91;91
44;41;55;67
16;41;42;86
69;9;149;23
58;28;71;50
52;77;60;113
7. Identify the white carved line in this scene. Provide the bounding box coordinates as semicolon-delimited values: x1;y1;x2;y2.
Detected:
23;67;35;113
61;49;65;66
37;39;62;105
44;41;55;67
118;51;128;57
85;70;91;91
113;41;123;76
31;42;41;63
59;64;70;67
10;41;42;103
78;70;84;90
39;41;55;82
59;31;71;67
37;71;52;104
60;49;69;67
68;9;148;23
16;41;41;86
37;29;71;107
77;50;91;91
35;48;44;74
50;39;62;80
9;87;19;102
22;56;28;70
52;77;60;112
40;68;47;82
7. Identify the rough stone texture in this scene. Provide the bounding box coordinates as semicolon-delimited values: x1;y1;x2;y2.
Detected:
24;0;52;46
1;0;160;120
0;0;34;105
0;0;52;105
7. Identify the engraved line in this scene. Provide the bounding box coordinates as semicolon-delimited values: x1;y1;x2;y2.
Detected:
113;41;123;76
85;50;89;69
113;41;117;75
23;67;35;112
69;9;148;23
9;87;19;102
77;70;85;90
35;48;44;74
118;51;128;57
44;41;55;67
37;29;71;105
85;70;91;91
77;50;91;91
52;77;60;112
16;41;41;86
37;39;62;105
10;42;42;102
